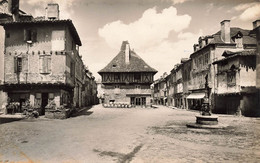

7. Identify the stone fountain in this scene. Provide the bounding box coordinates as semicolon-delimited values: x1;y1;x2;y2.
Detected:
187;75;225;129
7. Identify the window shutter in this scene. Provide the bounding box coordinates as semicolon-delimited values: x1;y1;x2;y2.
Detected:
14;57;17;73
22;55;28;73
43;56;48;73
24;29;28;41
39;56;43;73
32;30;37;42
47;56;51;73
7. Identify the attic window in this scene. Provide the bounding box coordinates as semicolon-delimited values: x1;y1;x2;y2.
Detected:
233;32;243;48
144;65;148;68
112;64;117;68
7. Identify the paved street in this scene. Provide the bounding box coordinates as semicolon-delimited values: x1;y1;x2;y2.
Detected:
0;104;260;163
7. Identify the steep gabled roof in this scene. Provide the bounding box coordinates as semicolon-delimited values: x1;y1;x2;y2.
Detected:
98;41;157;74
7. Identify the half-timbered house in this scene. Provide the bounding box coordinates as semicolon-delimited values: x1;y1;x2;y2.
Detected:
98;41;157;107
213;50;258;116
0;2;99;116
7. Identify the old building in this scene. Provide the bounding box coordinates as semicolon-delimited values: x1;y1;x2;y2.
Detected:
98;41;157;107
153;73;167;105
96;78;104;104
213;50;258;116
188;20;256;112
181;58;192;109
166;73;173;106
0;2;97;116
174;63;184;108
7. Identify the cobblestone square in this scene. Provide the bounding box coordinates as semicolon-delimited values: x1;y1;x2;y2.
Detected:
0;104;260;162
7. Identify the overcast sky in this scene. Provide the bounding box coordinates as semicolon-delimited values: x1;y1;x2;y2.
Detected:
5;0;260;79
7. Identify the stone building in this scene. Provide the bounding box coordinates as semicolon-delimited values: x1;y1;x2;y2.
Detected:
98;41;157;107
153;73;167;105
213;50;258;116
166;73;173;106
174;63;184;108
181;58;192;109
188;20;256;112
0;2;97;115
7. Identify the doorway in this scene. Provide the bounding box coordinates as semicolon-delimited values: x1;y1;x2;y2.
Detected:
41;93;48;115
135;97;141;106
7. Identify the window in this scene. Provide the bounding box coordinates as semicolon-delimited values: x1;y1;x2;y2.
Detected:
114;85;120;89
134;73;141;81
227;70;236;86
36;93;41;99
48;93;54;99
141;97;146;106
24;29;37;43
205;53;209;65
135;85;141;89
70;61;75;77
17;57;22;72
39;55;51;74
114;73;120;81
14;57;22;73
235;38;243;48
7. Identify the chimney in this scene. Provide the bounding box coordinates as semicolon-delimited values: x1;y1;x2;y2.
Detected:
46;3;59;20
8;0;19;21
253;20;260;29
221;20;231;43
125;42;130;64
206;35;214;44
193;44;199;52
199;36;206;48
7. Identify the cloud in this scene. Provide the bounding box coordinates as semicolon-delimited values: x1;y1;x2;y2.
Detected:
141;30;203;78
98;6;191;50
230;2;260;21
22;0;76;19
239;3;260;21
171;0;191;4
234;2;257;11
98;6;200;78
206;3;214;14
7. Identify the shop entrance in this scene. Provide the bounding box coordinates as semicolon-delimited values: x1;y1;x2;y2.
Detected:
41;93;48;115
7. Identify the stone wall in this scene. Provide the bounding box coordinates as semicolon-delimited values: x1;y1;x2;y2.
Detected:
103;85;152;107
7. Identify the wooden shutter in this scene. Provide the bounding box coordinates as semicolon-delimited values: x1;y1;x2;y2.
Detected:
24;29;28;41
22;55;28;73
47;56;51;73
39;56;43;73
14;57;17;73
43;56;48;73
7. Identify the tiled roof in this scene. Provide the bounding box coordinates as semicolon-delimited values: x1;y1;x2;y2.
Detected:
98;41;157;74
213;50;256;64
212;27;256;45
0;19;82;46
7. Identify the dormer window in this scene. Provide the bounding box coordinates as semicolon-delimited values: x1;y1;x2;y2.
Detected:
112;64;117;68
233;31;243;48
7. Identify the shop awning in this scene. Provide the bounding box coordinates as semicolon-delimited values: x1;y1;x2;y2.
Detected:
186;93;205;99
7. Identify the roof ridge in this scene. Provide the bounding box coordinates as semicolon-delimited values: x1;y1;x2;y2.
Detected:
98;42;157;74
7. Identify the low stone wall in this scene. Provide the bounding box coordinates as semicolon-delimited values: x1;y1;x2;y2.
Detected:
45;109;70;119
